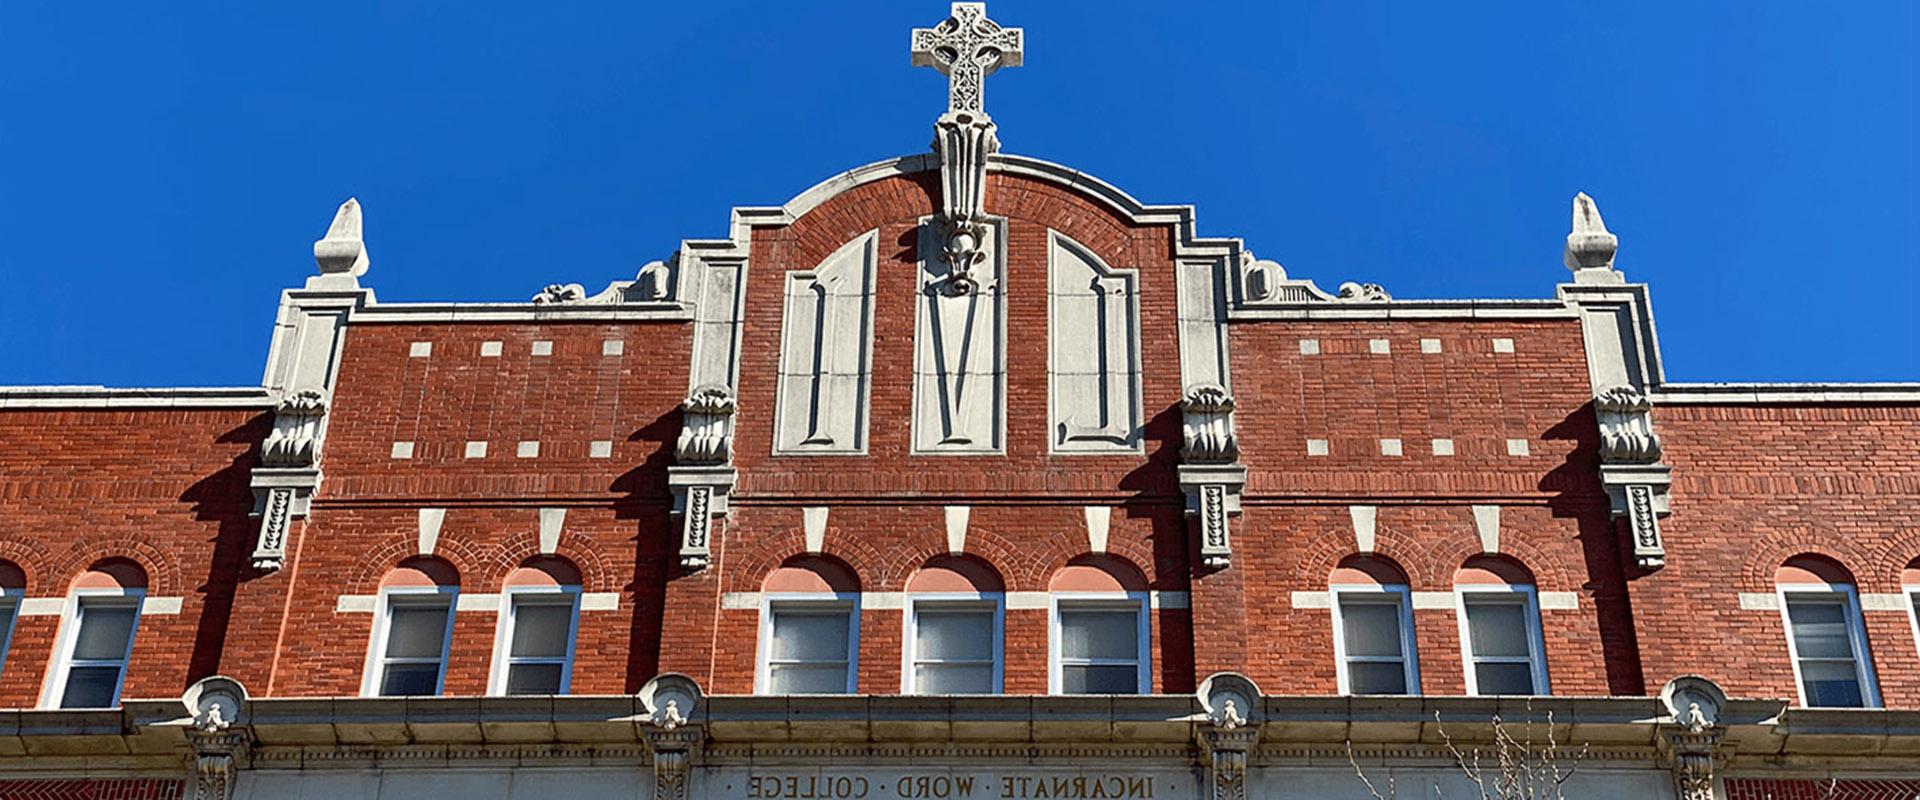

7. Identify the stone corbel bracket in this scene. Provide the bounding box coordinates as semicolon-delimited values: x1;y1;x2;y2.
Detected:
1595;384;1672;571
670;385;738;571
249;390;329;571
1179;384;1245;569
640;675;706;800
1195;673;1260;800
1657;677;1732;800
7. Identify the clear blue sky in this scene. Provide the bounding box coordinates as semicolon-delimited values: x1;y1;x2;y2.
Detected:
2;1;1915;386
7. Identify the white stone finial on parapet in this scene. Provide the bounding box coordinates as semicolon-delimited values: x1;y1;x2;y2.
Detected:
312;198;369;284
1564;192;1621;281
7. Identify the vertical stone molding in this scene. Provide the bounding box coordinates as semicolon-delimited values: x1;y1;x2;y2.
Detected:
775;232;878;454
1180;384;1245;569
1557;193;1675;572
1049;232;1143;452
912;218;1007;453
672;386;738;571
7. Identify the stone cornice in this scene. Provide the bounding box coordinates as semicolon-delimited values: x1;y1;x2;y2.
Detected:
1654;382;1920;405
0;386;274;410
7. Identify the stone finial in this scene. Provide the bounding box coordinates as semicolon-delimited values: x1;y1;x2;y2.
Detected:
1564;192;1618;272
313;198;369;277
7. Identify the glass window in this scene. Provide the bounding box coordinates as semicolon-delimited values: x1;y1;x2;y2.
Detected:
497;592;578;695
1460;592;1547;696
1334;589;1416;695
909;600;999;694
375;594;454;697
1054;600;1145;694
58;597;141;708
0;594;17;679
1784;593;1873;708
765;601;855;694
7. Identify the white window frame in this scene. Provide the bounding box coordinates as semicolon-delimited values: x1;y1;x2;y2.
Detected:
1330;583;1420;696
901;592;1004;695
488;585;582;696
756;593;860;695
0;587;19;683
1905;584;1920;664
1047;591;1150;695
1454;584;1550;697
40;587;145;709
1776;583;1880;708
360;585;458;698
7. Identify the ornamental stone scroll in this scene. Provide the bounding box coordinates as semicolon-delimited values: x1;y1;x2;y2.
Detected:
671;386;738;571
1180;384;1245;569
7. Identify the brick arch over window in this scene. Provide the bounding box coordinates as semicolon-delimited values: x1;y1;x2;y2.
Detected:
379;556;460;589
1330;554;1410;587
1455;554;1536;586
347;537;485;594
47;534;182;597
1426;536;1573;592
1741;528;1869;592
763;554;860;594
1776;554;1856;588
71;558;149;591
905;554;1005;593
503;556;583;589
0;560;23;594
1048;554;1149;593
0;540;50;593
477;535;618;593
1297;536;1429;592
871;529;1029;591
1864;531;1920;591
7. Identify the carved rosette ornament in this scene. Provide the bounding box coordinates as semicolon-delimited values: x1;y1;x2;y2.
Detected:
1180;384;1246;569
670;386;738;571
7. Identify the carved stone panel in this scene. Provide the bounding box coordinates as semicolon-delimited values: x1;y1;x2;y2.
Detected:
776;231;878;454
912;217;1006;454
1048;232;1142;453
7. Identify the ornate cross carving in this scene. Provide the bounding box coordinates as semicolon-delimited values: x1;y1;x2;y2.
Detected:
911;3;1023;115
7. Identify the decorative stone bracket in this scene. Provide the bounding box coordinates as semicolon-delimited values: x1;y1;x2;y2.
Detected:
640;675;706;800
249;390;331;572
1180;384;1245;569
1658;676;1732;800
182;677;251;800
1594;384;1672;571
671;385;738;571
1196;673;1260;800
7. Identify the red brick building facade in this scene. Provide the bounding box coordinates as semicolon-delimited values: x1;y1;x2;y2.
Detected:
2;5;1916;800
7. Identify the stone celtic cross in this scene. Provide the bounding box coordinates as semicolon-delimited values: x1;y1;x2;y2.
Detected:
911;3;1024;115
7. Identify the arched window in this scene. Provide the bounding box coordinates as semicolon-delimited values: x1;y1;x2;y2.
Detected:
757;556;860;695
45;561;147;709
0;561;21;683
903;556;1004;695
1329;555;1418;696
490;557;582;696
1047;555;1149;695
1776;555;1878;708
363;558;459;698
1904;558;1920;663
1454;556;1549;697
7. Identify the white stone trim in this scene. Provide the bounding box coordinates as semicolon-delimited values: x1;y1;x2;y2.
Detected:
1306;438;1330;456
1379;438;1402;456
1654;382;1920;405
1492;338;1515;353
531;341;553;356
1410;591;1454;610
1431;438;1455;456
351;302;691;324
601;340;625;356
417;508;445;556
1860;593;1910;612
580;592;620;611
18;598;65;616
1506;439;1531;457
1369;339;1391;355
390;441;415;459
1539;592;1580;610
1233;301;1577;321
479;341;503;357
1291;591;1331;609
1349;505;1377;553
516;441;540;458
1083;506;1110;554
465;441;488;458
588;440;613;458
456;593;501;612
722;590;1189;611
339;592;621;613
1471;505;1500;554
336;595;378;613
1298;339;1320;355
538;508;565;555
140;597;183;615
409;342;433;358
945;505;970;553
0;386;273;409
803;506;829;553
1739;592;1780;610
1420;338;1442;354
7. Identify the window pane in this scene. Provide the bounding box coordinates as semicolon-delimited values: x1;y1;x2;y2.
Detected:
1346;661;1408;695
1340;600;1403;658
379;662;442;696
769;663;849;694
510;601;573;659
770;608;850;662
1060;608;1138;661
385;604;452;659
72;604;137;661
60;665;123;708
1474;662;1536;696
915;608;993;661
1465;600;1531;659
1787;600;1853;659
1062;664;1139;694
1800;660;1865;708
505;662;565;695
916;663;995;694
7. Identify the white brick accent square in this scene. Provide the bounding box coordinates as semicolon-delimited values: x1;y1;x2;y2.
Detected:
1306;438;1330;456
602;339;625;356
465;441;488;458
1379;438;1403;456
517;441;540;458
1431;438;1455;456
1506;438;1531;457
589;440;613;459
531;341;553;356
1492;338;1515;353
390;441;415;459
1299;338;1320;355
480;341;503;357
409;342;432;358
1420;338;1442;354
1369;339;1391;354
